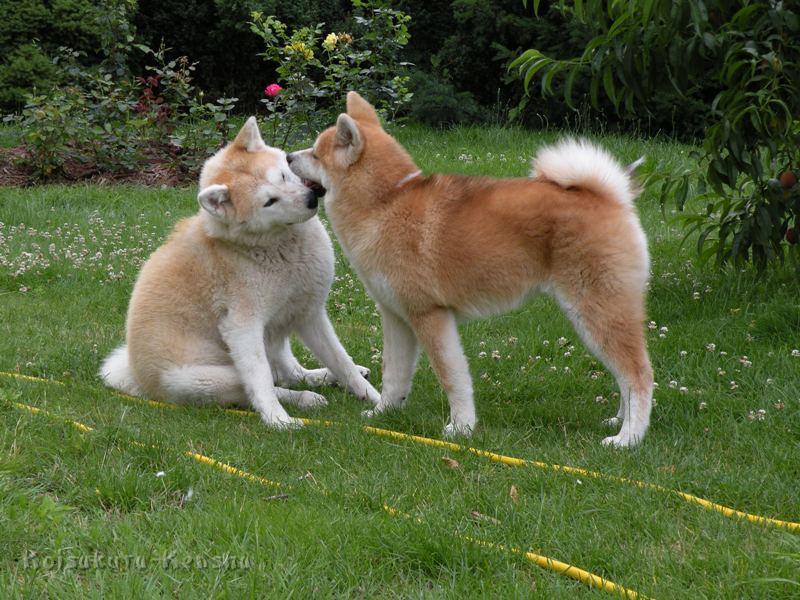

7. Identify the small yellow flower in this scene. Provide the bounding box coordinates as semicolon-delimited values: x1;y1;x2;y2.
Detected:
286;41;315;61
322;33;337;51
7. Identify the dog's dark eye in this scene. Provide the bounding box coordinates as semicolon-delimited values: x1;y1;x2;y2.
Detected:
264;197;279;207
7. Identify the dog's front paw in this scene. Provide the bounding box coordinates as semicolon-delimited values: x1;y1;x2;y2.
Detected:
296;391;328;409
354;364;371;380
360;399;398;418
443;420;474;439
260;413;303;429
300;368;333;387
361;384;381;406
601;432;641;448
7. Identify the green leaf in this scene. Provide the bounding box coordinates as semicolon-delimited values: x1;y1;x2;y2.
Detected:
589;75;600;108
523;58;551;93
564;67;580;108
508;49;541;71
541;65;560;97
602;65;617;107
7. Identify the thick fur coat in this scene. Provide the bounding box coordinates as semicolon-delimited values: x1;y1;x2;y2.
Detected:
100;117;380;427
288;92;653;446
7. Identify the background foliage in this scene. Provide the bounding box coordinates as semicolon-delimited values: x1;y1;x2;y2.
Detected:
250;0;412;146
511;0;799;269
1;0;719;137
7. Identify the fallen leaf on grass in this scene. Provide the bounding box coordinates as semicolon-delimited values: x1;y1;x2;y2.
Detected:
264;494;289;502
509;484;519;504
470;511;501;526
299;471;317;483
441;457;461;469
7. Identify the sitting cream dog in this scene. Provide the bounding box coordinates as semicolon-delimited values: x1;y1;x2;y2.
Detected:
100;117;379;426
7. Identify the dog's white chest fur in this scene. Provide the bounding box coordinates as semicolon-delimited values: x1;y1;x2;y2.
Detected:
233;218;334;330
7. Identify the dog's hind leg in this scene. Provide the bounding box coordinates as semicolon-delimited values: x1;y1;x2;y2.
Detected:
160;365;248;407
273;386;328;409
268;336;332;387
365;306;420;417
163;364;325;410
410;308;476;438
553;286;653;447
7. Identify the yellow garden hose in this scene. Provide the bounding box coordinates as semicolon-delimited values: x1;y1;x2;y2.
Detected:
2;370;799;534
6;397;646;598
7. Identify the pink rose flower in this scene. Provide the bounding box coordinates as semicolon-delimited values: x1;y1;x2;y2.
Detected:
264;83;283;98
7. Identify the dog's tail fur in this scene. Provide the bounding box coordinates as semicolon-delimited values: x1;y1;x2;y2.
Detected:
530;138;642;207
98;344;142;396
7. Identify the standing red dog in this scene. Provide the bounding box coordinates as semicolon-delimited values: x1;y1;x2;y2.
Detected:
289;92;654;447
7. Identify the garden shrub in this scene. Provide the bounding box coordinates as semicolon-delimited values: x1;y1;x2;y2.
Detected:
250;0;412;146
404;71;482;126
132;0;351;111
511;0;800;270
0;0;109;110
0;44;61;109
6;44;237;182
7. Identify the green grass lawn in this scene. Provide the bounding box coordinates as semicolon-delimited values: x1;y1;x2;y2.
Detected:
1;125;799;598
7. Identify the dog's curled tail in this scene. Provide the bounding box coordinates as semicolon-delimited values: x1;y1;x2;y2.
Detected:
98;344;142;396
531;138;643;207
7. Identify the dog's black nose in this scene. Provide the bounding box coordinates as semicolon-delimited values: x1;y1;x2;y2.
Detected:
306;190;318;209
287;152;296;164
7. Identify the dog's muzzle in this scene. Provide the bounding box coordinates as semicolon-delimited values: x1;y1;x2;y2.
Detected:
303;179;326;200
306;189;318;209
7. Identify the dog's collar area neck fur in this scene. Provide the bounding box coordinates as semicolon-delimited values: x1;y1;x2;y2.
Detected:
394;170;422;189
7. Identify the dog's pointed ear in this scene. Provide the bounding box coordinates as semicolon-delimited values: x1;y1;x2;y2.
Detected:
336;113;364;165
346;91;380;126
233;116;267;152
198;184;231;218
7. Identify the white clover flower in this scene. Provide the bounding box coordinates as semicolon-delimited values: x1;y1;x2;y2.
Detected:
679;350;687;357
706;343;716;352
679;386;688;394
699;401;707;410
792;349;800;357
